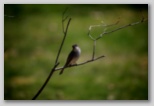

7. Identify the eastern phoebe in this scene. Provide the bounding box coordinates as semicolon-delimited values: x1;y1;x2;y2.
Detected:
59;44;81;75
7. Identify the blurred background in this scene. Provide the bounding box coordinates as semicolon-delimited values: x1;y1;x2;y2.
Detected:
4;4;148;100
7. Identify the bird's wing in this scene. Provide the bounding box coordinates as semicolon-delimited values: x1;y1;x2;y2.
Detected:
64;51;75;66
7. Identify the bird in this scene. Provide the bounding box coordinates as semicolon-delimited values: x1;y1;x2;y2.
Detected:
59;44;81;75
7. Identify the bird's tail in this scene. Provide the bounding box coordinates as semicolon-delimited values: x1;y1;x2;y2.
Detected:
59;67;65;75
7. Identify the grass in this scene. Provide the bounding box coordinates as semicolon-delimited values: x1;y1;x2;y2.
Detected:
4;4;148;100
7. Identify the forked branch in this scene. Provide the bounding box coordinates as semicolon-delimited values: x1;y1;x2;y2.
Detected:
32;8;71;100
88;17;147;60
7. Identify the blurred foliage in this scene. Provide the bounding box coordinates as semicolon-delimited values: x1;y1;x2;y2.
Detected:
4;4;148;100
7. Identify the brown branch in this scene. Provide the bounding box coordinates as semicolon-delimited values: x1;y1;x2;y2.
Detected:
32;63;59;100
55;55;105;71
55;18;71;64
32;8;71;100
62;7;69;33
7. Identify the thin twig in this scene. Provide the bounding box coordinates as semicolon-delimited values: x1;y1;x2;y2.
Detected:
96;29;107;40
92;40;96;60
102;18;147;36
88;20;120;41
62;7;68;33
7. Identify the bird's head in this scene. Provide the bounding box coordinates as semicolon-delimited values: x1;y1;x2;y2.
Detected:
72;44;78;49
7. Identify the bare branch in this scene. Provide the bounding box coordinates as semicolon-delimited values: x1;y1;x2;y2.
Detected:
55;55;105;71
32;8;71;100
62;7;69;33
32;63;59;100
95;28;107;40
92;40;96;59
102;18;147;36
55;18;71;65
88;20;120;41
88;17;147;42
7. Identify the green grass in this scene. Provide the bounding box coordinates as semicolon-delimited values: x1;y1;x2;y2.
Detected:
4;4;148;100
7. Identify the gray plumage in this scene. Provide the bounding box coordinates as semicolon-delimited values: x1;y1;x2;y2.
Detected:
59;44;81;75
